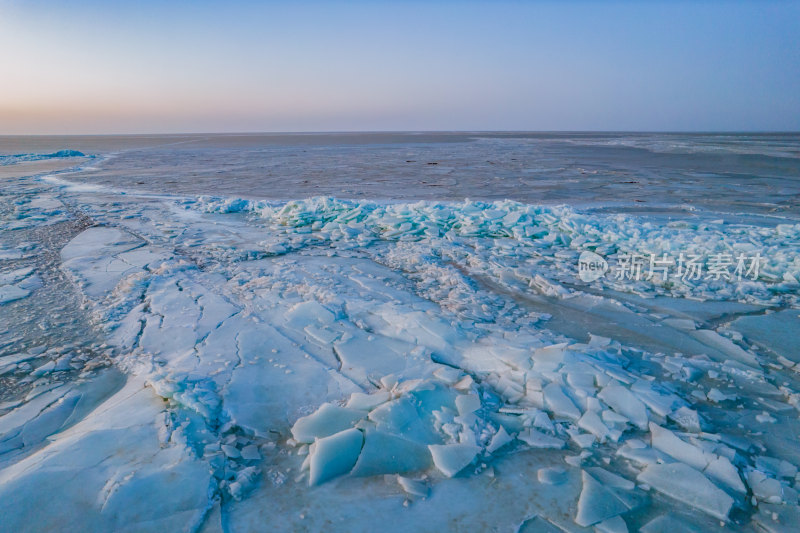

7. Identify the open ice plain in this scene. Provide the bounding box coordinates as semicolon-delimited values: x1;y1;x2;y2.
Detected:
1;133;800;532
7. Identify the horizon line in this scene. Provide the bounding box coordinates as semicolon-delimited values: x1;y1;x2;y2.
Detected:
2;129;800;138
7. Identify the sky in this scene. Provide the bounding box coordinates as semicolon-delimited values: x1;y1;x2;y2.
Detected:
0;0;799;134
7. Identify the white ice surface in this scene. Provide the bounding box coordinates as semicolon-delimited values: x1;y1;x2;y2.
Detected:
2;178;799;531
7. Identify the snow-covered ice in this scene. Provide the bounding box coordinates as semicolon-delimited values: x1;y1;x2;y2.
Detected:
1;139;800;531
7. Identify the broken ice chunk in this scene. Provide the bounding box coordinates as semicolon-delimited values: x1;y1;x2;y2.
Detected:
380;374;398;390
574;471;630;527
221;444;241;458
333;335;410;386
492;374;525;404
690;329;758;367
601;409;630;429
529;410;555;433
303;324;340;345
531;343;568;372
585;467;636;491
566;372;596;392
291;403;364;443
428;443;480;477
0;267;34;285
637;462;733;521
755;456;799;480
453;375;474;391
433;366;463;385
543;383;581;420
616;441;663;466
707;388;736;403
228;466;260;501
455;394;481;416
704;455;746;494
598;384;648;430
368;397;439;443
517;428;565;449
308;428;364;486
649;423;708;471
240;445;261;461
568;430;596;449
748;470;785;504
588;334;612;347
346;391;391;411
630;380;683;418
350;429;431;477
486;426;513;454
578;410;610;441
0;284;30;304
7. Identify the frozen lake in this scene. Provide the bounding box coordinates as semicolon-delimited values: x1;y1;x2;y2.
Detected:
1;133;800;531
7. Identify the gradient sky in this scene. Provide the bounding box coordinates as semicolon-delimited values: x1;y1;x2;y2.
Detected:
1;0;799;134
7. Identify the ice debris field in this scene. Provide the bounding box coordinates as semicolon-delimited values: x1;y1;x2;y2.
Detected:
2;157;800;532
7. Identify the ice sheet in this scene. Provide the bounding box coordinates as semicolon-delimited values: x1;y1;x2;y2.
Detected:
1;145;799;531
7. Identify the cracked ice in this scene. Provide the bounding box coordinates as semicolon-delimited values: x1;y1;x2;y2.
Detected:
1;150;800;532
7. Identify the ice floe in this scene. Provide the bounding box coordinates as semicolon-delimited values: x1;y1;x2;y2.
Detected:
192;196;800;307
0;150;87;166
638;462;734;521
